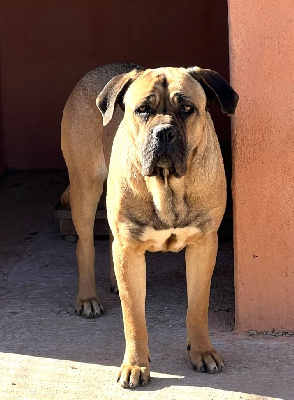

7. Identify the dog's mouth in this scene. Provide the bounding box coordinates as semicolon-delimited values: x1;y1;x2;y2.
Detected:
142;153;185;178
155;154;173;169
151;154;178;178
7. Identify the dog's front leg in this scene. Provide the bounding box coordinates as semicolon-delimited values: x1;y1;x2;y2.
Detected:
185;232;224;373
112;240;150;388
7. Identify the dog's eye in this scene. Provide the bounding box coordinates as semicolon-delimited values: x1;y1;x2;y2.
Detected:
180;105;195;116
136;105;151;114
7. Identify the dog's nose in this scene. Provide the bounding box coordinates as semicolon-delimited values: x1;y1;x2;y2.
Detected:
152;125;177;145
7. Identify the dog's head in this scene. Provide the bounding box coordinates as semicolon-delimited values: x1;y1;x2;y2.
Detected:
97;66;238;178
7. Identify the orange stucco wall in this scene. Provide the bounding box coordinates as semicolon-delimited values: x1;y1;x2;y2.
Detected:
0;0;230;170
229;1;294;331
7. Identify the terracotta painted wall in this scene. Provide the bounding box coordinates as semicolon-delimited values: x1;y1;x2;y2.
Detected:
0;46;5;174
0;0;230;169
0;103;5;174
0;124;4;174
229;0;294;331
0;119;4;174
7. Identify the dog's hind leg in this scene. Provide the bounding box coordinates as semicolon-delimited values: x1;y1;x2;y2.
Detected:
61;83;107;318
69;166;107;317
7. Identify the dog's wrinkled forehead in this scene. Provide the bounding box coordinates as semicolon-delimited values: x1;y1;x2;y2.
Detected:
124;68;207;109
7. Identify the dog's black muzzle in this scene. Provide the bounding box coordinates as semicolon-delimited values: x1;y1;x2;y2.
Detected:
141;125;187;178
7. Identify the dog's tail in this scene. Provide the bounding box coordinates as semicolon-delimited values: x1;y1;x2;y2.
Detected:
60;185;70;207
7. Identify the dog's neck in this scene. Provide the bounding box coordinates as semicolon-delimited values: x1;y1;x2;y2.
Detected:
144;173;188;228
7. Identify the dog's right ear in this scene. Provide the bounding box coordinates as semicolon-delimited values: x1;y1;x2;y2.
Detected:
97;69;140;126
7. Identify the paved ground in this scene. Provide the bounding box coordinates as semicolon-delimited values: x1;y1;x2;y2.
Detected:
0;170;293;400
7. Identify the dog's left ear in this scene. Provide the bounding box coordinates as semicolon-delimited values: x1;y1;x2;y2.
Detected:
97;69;141;126
188;67;239;116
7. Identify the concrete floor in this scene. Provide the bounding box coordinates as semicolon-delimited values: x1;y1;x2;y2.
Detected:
0;170;293;400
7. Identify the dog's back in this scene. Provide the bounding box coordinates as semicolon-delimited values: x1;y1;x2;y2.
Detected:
61;63;144;207
62;63;144;167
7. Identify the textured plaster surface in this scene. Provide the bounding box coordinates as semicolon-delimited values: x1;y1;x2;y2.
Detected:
228;0;294;331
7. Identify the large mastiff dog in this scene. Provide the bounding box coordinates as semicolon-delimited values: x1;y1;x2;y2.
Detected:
61;63;238;388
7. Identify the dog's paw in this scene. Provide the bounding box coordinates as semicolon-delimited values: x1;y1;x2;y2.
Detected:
188;346;224;373
117;364;150;389
75;299;104;318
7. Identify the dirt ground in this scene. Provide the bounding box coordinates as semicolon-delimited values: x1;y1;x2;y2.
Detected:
0;170;293;400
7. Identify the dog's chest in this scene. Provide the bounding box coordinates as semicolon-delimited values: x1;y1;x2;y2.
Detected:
136;175;210;252
140;225;202;252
